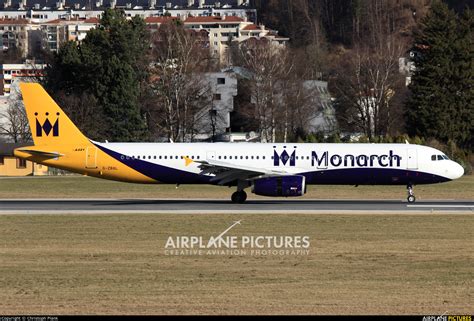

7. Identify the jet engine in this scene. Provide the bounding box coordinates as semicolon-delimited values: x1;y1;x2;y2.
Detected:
252;175;306;197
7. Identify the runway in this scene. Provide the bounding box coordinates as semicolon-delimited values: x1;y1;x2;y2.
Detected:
0;199;472;214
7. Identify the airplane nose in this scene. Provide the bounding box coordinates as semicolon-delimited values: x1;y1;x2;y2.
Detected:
450;161;464;180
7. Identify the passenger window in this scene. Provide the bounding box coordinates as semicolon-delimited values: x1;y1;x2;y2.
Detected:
246;156;249;159
137;156;140;159
256;156;259;160
263;156;265;160
240;156;243;159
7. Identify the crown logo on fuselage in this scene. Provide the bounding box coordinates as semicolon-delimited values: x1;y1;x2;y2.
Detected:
273;146;296;167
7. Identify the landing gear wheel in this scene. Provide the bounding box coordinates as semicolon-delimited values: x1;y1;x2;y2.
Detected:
231;191;247;204
407;184;416;203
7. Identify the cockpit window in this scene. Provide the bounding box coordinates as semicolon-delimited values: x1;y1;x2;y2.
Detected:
437;155;444;160
431;155;436;161
442;155;449;160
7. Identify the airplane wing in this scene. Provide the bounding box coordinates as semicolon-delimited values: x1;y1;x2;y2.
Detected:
193;159;297;186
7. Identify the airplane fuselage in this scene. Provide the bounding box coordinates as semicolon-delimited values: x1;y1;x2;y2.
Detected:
15;83;465;203
17;142;463;186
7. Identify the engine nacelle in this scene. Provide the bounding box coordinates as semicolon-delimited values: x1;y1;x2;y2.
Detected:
252;175;306;197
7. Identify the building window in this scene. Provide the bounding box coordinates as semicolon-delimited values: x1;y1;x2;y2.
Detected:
16;158;26;169
0;156;4;165
213;93;221;101
217;78;225;85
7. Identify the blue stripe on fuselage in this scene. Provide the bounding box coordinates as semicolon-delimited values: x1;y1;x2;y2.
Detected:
94;143;450;186
94;143;212;184
301;168;450;185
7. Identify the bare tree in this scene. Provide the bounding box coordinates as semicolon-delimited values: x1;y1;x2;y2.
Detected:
0;92;31;143
147;22;215;142
236;39;293;143
331;36;406;139
280;76;321;142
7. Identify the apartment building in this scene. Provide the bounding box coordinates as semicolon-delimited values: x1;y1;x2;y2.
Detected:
194;70;238;140
0;63;44;96
184;15;289;64
0;1;271;63
0;18;30;56
0;0;256;23
41;16;99;51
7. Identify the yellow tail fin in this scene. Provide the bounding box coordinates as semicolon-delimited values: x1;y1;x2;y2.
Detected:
20;82;90;146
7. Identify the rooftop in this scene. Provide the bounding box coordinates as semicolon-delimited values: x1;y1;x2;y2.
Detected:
184;15;244;23
0;0;253;11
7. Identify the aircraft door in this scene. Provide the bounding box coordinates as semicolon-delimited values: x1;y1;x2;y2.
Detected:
206;151;216;161
406;149;418;169
86;147;98;169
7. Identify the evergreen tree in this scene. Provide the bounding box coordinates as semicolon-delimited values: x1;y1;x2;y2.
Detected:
44;9;148;142
406;2;473;150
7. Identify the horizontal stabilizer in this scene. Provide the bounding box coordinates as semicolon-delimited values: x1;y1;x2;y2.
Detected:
17;149;64;158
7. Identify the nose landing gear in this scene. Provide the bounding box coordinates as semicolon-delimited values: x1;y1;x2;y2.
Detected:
407;184;416;203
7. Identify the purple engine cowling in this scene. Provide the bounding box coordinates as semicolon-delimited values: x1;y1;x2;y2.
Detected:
252;175;306;197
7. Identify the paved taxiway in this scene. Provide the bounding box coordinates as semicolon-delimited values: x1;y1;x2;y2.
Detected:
0;199;472;214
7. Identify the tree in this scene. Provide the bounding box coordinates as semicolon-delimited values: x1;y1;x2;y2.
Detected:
332;37;406;140
234;40;293;143
280;75;321;143
0;84;31;143
53;91;104;140
44;9;149;141
253;0;428;47
146;22;214;142
406;2;473;149
232;40;321;143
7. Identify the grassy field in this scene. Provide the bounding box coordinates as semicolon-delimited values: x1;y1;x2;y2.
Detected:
0;213;472;315
0;174;472;200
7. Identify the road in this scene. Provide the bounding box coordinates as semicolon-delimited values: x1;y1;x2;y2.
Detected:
0;199;472;214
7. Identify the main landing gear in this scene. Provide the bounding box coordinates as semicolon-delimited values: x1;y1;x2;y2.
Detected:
407;184;416;203
231;180;249;203
231;190;247;203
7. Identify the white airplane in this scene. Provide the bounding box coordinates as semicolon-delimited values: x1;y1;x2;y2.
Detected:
14;83;464;203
